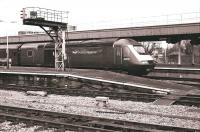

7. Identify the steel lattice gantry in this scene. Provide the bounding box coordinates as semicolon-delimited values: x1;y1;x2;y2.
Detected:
20;7;68;71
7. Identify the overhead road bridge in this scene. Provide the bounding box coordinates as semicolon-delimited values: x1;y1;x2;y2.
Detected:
1;22;200;44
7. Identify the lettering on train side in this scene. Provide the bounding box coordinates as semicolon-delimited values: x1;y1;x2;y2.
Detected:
72;48;103;55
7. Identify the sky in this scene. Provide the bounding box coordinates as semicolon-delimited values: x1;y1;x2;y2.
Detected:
0;0;200;36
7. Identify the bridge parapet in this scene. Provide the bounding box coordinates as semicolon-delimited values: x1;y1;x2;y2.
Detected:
0;22;200;44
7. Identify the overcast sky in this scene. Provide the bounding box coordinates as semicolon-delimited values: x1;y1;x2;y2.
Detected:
0;0;200;36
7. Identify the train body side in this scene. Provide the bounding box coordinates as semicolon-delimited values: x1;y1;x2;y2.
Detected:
20;43;45;66
43;40;116;69
0;38;155;75
68;45;114;69
0;44;20;66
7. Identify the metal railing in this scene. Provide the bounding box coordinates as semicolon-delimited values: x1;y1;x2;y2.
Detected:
23;7;68;23
75;12;200;30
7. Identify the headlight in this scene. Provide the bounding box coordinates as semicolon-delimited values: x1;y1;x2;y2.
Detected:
141;61;149;64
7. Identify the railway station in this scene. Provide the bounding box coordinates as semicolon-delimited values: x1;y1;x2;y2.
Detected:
0;3;200;131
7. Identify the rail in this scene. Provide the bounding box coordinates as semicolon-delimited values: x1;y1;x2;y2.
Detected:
0;104;199;131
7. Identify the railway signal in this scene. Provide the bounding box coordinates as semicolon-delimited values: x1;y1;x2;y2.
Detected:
20;8;26;19
20;7;68;71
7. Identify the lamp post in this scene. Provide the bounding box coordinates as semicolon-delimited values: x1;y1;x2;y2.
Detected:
6;35;9;69
0;20;17;69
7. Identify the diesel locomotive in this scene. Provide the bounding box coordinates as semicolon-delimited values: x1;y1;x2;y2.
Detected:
0;38;155;75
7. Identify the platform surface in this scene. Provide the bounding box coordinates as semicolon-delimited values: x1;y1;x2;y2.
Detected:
0;66;198;94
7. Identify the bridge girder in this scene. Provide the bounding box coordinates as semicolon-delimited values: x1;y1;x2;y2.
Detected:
1;22;200;45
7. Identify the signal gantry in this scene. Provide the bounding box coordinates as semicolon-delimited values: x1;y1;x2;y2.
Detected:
20;7;68;71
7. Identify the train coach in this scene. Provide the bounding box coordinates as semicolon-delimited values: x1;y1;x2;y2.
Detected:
0;38;155;75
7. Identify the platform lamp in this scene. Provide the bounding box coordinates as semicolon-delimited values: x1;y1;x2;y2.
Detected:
0;20;17;69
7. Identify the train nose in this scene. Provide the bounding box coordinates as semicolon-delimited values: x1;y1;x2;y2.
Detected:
146;68;152;72
148;60;156;65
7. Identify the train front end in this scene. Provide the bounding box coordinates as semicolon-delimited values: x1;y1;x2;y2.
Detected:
128;44;155;74
113;39;156;75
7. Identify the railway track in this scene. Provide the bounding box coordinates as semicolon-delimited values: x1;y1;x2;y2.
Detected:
143;75;200;87
173;94;200;107
154;93;200;107
113;68;200;87
146;66;200;87
0;104;199;132
142;73;200;107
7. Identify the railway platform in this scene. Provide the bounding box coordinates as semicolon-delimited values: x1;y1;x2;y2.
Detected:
0;66;199;106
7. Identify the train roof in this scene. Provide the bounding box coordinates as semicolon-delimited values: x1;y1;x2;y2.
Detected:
0;39;141;49
44;38;117;48
0;44;20;49
68;39;141;47
0;43;47;50
68;38;117;46
21;43;46;49
113;39;141;47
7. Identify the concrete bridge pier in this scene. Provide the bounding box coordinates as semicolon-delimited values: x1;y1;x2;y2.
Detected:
178;41;182;65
